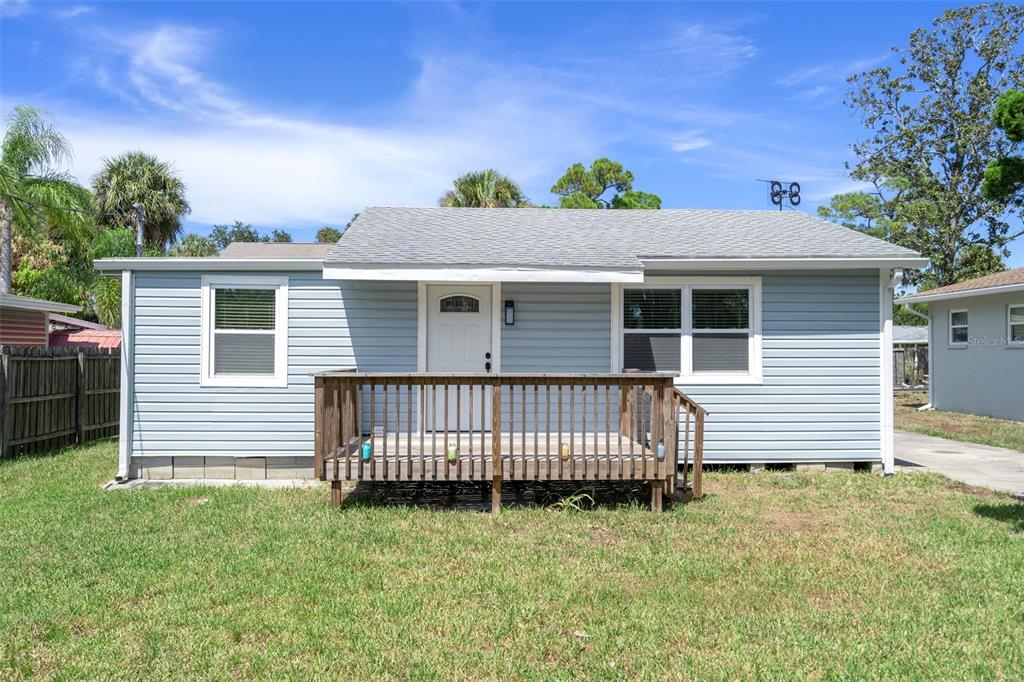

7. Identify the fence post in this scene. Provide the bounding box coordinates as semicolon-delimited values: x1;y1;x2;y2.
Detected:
76;351;86;444
0;352;7;459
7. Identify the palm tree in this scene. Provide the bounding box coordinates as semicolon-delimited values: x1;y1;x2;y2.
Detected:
0;106;93;294
438;169;529;208
93;151;191;248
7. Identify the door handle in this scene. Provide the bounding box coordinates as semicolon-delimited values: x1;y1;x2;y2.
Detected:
485;361;492;372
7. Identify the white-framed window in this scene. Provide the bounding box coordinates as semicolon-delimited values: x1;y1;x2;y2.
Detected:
1009;304;1024;346
949;309;968;346
201;275;288;387
618;277;763;384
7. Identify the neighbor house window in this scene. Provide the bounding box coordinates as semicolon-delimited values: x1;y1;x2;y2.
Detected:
201;276;288;387
949;309;968;346
1009;305;1024;345
619;278;762;383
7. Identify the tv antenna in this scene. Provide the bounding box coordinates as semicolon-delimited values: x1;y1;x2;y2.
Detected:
757;179;801;211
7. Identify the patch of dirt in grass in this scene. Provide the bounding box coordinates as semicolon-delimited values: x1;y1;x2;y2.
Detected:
760;508;826;534
942;480;995;498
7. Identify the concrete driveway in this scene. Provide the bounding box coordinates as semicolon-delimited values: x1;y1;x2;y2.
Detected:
895;430;1024;496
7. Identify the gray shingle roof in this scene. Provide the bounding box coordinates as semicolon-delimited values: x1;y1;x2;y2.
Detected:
326;207;921;270
893;325;928;344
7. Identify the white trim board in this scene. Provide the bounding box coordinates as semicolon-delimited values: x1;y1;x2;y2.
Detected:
324;264;643;283
95;258;324;272
879;268;896;476
898;282;1024;303
116;270;134;481
642;256;929;271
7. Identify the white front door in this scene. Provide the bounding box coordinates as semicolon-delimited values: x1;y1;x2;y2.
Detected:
426;285;492;431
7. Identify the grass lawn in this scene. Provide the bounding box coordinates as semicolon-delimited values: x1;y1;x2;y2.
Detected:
2;441;1023;679
895;390;1024;453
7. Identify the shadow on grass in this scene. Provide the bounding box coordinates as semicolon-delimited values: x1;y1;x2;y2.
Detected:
337;480;677;512
973;502;1024;533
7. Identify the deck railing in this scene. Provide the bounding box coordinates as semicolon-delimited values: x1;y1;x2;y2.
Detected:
314;371;706;511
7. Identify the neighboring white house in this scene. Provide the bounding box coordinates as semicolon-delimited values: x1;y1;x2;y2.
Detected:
95;207;927;483
898;266;1024;421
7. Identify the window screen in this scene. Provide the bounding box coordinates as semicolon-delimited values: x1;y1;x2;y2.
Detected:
950;310;968;344
213;288;276;375
692;288;750;372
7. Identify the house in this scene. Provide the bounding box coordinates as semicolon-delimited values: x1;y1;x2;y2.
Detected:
893;325;928;386
94;208;926;500
48;314;122;350
898;267;1024;421
0;294;81;348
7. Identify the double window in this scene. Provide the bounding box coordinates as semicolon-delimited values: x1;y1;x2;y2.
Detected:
201;276;288;387
620;278;762;383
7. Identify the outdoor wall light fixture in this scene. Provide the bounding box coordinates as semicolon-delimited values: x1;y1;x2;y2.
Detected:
504;300;515;325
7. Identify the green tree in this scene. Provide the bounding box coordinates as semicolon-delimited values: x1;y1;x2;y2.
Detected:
0;105;93;293
168;233;218;257
316;226;343;243
207;220;292;250
550;158;661;209
983;89;1024;202
843;4;1024;288
817;191;889;239
92;151;191;248
439;169;528;207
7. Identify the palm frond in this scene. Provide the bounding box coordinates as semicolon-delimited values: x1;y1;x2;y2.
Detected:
2;106;74;177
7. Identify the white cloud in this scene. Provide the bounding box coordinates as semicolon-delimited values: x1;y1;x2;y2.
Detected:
669;131;712;153
777;53;889;88
55;4;94;19
0;0;31;18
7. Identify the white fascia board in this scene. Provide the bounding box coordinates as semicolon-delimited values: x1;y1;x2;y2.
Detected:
897;282;1024;304
94;258;324;273
641;256;930;271
0;294;81;314
321;264;644;283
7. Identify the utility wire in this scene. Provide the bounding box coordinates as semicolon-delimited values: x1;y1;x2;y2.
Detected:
0;190;96;215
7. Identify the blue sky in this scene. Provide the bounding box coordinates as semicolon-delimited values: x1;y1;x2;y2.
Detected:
2;0;1021;266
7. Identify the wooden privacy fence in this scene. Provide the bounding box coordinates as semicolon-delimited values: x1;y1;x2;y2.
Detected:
315;371;707;511
0;347;120;459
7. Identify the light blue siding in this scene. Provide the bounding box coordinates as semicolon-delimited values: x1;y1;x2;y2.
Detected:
930;293;1024;421
501;283;611;372
131;272;416;456
679;271;882;463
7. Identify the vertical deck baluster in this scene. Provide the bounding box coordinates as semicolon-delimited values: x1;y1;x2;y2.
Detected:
431;383;437;481
406;382;413;479
558;383;564;480
604;383;612;481
419;381;425;481
628;384;635;480
355;383;363;480
508;381;514;480
368;381;376;480
593;382;599;479
456;382;462;480
520;383;526;479
382;381;389;480
533;384;539;480
580;383;586;479
345;380;353;481
468;382;474;478
682;405;691;489
443;383;449;481
480;380;486;480
546;383;552;480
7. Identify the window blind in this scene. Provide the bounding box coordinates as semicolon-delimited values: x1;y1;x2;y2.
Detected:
623;333;682;372
623;289;681;329
213;288;277;376
692;333;749;372
692;289;749;329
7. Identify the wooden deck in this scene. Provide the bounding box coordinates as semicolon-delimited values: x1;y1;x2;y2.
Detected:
314;372;706;511
322;431;670;482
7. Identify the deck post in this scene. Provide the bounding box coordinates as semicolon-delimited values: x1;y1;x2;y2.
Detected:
330;481;342;507
650;480;663;512
314;376;325;479
491;379;502;513
693;410;705;499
